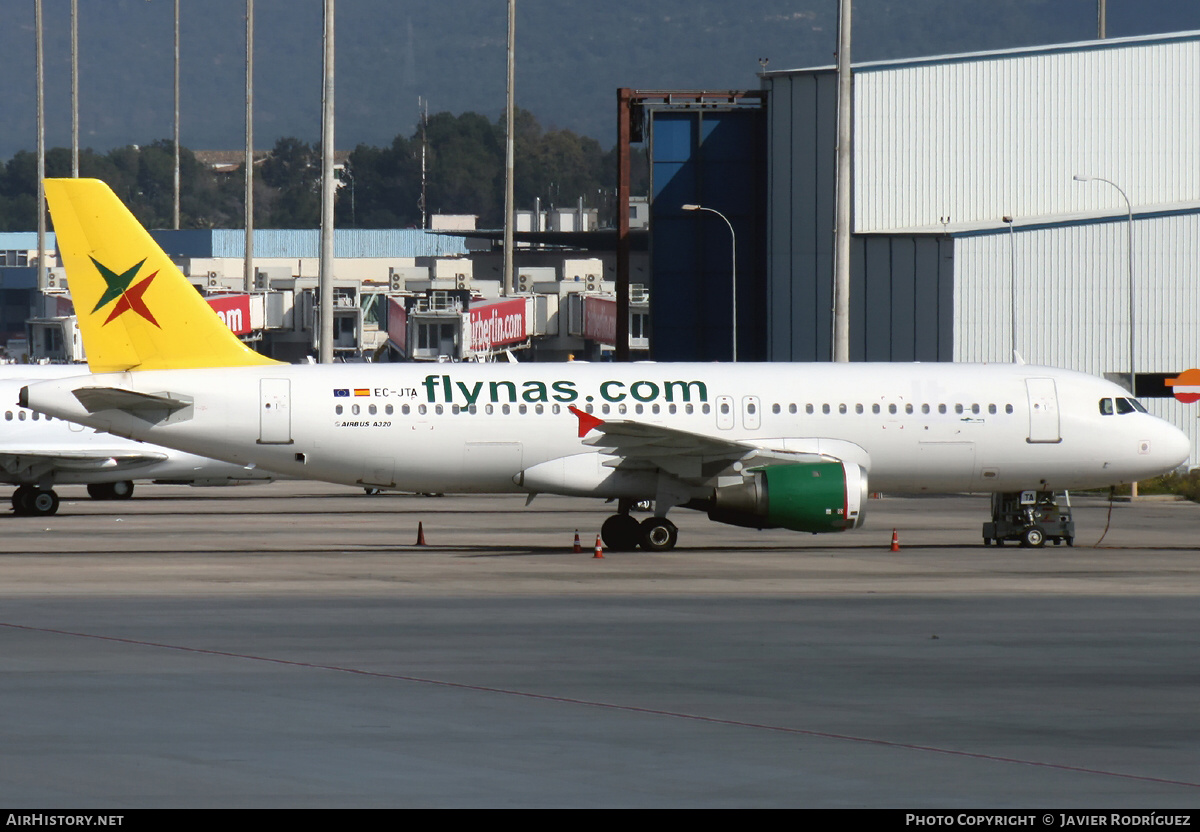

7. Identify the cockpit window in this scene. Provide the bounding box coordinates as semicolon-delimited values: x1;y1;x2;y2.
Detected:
1116;398;1136;415
1099;398;1114;415
1128;398;1147;413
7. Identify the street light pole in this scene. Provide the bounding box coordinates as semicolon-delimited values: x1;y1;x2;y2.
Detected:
1075;174;1138;497
1073;175;1134;396
682;203;737;362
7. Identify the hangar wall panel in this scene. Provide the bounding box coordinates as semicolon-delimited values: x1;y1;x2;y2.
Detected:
854;36;1200;232
954;211;1200;464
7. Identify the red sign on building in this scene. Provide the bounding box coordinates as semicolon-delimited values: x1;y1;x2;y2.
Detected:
387;298;408;353
470;298;528;351
206;294;252;335
583;296;617;345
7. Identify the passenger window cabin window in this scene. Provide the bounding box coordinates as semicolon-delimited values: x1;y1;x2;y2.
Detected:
921;404;930;414
772;403;781;415
805;404;814;415
955;404;964;414
905;404;913;415
872;404;881;414
855;404;863;414
938;404;947;414
838;404;847;414
1005;404;1013;414
988;404;997;415
888;404;897;415
335;404;343;415
971;404;980;414
4;411;11;421
789;404;797;414
822;404;831;415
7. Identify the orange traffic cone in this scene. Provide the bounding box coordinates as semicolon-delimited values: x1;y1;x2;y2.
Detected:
890;529;900;552
573;530;582;554
416;521;427;546
593;534;604;559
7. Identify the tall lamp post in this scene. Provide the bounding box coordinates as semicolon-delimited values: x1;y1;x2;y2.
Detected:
1074;174;1137;497
682;203;737;362
1073;175;1135;396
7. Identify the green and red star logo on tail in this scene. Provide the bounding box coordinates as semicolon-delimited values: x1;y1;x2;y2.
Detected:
90;257;161;328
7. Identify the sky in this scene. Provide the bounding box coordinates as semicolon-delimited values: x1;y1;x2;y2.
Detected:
2;0;1199;160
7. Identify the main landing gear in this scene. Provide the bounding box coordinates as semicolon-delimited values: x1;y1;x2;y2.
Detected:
982;490;1075;548
11;486;60;517
87;481;134;501
600;499;679;552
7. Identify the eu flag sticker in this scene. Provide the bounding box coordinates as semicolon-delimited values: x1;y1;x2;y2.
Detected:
333;389;350;397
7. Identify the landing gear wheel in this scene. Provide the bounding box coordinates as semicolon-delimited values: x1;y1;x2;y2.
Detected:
601;514;641;552
1019;526;1046;548
12;486;33;515
14;487;59;517
639;517;679;552
88;481;135;500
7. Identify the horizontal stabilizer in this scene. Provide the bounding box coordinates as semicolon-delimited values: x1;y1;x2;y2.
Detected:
73;386;190;415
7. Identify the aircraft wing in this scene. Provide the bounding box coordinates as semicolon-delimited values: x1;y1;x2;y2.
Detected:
569;406;840;485
0;449;169;481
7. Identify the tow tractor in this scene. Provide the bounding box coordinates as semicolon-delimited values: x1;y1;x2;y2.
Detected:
982;490;1075;548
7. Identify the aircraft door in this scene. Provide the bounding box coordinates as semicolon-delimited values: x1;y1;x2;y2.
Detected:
1025;378;1061;444
715;395;734;430
259;378;293;444
742;396;761;430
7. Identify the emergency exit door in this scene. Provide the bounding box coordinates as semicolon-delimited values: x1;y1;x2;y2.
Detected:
259;378;293;444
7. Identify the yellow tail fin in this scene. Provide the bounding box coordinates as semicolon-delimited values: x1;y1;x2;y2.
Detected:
45;178;281;372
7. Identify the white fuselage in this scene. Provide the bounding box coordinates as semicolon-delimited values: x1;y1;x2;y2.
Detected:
21;362;1191;498
1;367;271;488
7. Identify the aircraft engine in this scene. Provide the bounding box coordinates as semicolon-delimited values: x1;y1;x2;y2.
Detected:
705;461;867;533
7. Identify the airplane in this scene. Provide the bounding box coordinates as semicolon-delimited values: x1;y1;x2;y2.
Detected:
19;178;1193;548
1;364;274;516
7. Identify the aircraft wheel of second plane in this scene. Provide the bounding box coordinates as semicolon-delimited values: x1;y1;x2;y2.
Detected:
601;514;642;552
639;517;679;552
13;486;59;517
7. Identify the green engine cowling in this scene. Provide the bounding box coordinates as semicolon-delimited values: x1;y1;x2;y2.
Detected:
707;461;867;533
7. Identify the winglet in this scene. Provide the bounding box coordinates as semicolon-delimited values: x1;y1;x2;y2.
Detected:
568;405;604;438
44;178;281;373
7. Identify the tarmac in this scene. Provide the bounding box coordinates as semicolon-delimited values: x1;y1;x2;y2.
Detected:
1;482;1199;808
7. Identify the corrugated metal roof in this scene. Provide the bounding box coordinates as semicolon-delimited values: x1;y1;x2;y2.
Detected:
762;29;1200;77
0;233;55;249
206;229;469;259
